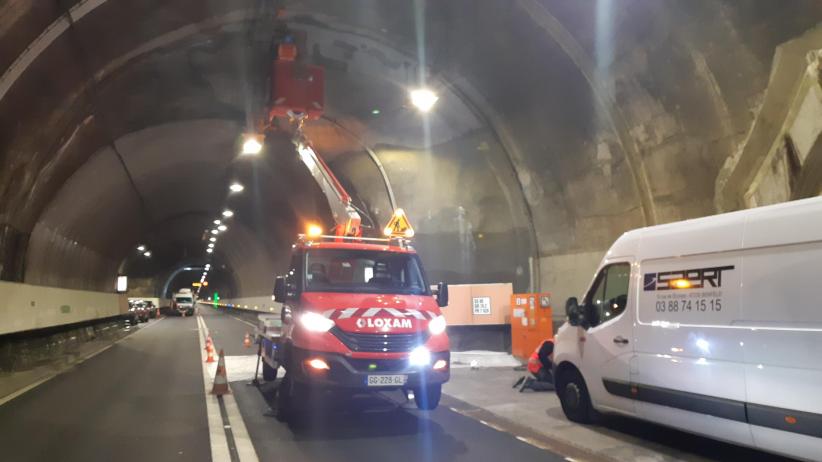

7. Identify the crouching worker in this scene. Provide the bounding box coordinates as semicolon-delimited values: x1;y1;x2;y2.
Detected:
513;339;555;392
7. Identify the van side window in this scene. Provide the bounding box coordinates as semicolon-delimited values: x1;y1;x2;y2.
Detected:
584;263;630;327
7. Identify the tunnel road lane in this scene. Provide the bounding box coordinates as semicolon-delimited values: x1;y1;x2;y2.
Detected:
0;317;211;462
198;304;570;462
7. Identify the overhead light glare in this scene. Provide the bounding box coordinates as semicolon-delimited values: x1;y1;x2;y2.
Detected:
229;183;244;193
217;225;227;232
241;134;263;155
222;209;234;218
410;88;439;112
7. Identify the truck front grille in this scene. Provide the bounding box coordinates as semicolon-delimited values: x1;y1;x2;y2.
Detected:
330;327;429;353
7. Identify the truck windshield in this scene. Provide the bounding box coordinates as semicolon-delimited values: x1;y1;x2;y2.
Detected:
175;297;192;303
304;249;430;295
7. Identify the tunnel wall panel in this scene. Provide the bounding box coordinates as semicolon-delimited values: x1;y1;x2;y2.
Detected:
0;280;125;335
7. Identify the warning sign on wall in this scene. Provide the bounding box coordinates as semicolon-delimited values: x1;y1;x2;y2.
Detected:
472;296;491;315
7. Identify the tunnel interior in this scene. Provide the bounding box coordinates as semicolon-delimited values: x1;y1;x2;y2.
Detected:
1;0;821;308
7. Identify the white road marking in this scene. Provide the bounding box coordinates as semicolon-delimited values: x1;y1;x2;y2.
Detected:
197;315;259;462
196;315;232;462
0;318;162;407
230;316;256;329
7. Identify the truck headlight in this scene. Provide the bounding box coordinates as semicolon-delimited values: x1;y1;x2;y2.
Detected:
299;311;335;332
409;346;431;366
428;315;446;335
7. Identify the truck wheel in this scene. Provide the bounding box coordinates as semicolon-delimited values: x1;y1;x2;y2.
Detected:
276;371;305;422
263;361;277;381
557;368;598;423
414;384;442;410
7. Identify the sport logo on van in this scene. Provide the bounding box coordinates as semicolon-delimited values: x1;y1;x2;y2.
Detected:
643;265;734;291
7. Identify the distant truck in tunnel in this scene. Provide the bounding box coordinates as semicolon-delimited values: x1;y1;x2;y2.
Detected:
552;196;822;461
265;233;450;420
170;289;195;316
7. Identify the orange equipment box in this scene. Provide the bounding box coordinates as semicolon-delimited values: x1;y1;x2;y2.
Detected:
510;293;553;361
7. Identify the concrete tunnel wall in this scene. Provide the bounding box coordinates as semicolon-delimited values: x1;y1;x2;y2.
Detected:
0;0;821;333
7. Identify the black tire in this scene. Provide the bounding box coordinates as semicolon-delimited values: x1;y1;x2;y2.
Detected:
556;368;598;423
414;384;442;411
276;371;301;422
263;361;277;381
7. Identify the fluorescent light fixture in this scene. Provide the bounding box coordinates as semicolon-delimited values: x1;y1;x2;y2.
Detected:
116;276;128;293
136;245;146;252
217;224;227;232
208;243;215;248
229;182;244;193
410;88;439;112
143;251;152;257
241;134;263;155
209;237;216;242
210;229;218;235
222;209;234;218
213;219;221;225
206;248;213;254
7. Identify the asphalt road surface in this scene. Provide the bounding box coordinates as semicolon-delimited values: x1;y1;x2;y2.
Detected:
0;306;565;462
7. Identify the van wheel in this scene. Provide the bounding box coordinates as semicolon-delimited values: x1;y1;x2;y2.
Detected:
263;361;277;381
557;369;598;423
414;384;442;410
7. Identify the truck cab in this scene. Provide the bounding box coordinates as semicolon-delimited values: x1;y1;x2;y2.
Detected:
171;288;195;316
270;234;450;419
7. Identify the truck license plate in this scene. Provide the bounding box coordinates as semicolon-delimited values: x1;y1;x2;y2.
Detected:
367;374;407;387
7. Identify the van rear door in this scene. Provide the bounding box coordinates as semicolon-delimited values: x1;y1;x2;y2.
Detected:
579;262;636;415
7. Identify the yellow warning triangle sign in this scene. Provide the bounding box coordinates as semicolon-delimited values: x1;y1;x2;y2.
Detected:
384;208;415;238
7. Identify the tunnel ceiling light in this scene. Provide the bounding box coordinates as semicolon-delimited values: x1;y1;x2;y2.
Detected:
217;224;227;232
206;248;214;254
410;88;439;112
222;209;234;218
241;134;263;155
213;219;221;225
136;245;146;252
205;264;211;269
209;237;217;242
229;182;244;193
210;229;219;235
208;243;215;248
371;109;381;115
143;251;152;258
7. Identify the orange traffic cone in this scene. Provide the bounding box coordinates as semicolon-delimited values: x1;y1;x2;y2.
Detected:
205;342;216;363
211;349;230;395
243;332;252;349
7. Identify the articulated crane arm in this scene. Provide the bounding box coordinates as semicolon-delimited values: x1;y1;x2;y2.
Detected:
292;132;362;237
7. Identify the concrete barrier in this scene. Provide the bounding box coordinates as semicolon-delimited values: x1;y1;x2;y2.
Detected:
0;281;126;335
207;297;282;315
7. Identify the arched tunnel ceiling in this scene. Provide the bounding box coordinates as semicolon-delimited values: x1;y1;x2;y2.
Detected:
0;0;820;296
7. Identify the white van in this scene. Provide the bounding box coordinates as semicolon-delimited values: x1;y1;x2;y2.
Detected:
553;196;822;461
171;288;195;316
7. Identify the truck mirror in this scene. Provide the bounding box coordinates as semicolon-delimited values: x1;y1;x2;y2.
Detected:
436;282;449;307
273;277;286;302
566;297;581;326
281;305;293;325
